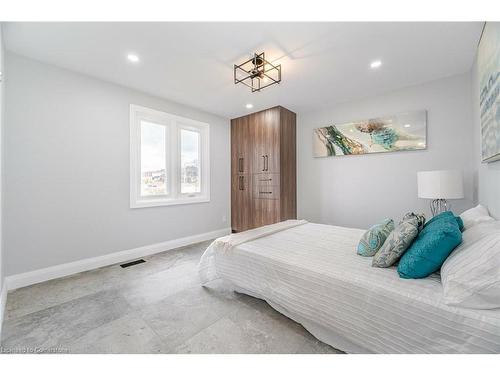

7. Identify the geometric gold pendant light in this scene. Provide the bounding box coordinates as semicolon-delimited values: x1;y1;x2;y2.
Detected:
234;52;281;92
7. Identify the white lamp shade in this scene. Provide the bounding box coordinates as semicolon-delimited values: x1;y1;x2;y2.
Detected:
417;170;464;199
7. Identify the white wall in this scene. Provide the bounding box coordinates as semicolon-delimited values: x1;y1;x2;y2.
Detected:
298;73;475;229
4;53;230;276
472;60;500;219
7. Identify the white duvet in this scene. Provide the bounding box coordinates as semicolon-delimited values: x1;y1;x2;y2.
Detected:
199;221;500;353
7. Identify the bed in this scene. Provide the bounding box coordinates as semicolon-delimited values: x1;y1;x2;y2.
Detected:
199;220;500;354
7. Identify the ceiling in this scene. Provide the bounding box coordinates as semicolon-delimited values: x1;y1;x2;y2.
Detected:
3;22;483;119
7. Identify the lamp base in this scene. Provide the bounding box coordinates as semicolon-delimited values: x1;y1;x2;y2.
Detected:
430;199;449;216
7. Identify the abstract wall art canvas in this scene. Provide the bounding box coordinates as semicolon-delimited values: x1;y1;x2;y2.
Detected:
478;22;500;163
313;110;427;157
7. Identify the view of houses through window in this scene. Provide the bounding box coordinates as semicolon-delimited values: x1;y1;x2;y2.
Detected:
140;122;201;197
140;121;167;196
180;128;201;194
131;104;209;207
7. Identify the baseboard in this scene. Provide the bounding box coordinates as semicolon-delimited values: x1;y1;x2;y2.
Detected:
6;227;231;291
0;281;7;337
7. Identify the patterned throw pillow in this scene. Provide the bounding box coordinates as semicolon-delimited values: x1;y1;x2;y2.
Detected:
357;218;395;257
372;216;420;267
402;212;426;231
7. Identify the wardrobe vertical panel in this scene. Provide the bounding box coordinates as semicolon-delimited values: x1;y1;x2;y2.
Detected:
251;109;280;174
250;109;280;228
279;107;297;220
231;117;252;232
231;116;251;175
263;108;281;174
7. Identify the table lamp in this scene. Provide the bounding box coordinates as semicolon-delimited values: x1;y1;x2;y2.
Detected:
417;170;464;216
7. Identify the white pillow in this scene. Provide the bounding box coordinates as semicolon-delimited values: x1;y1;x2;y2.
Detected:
460;204;494;230
441;221;500;309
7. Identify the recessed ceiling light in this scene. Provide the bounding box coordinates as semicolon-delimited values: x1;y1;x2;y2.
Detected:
404;124;411;128
245;104;254;109
127;54;140;63
370;60;382;69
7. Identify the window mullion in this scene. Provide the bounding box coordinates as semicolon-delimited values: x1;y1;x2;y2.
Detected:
171;121;179;200
136;117;142;202
198;128;203;196
164;121;170;197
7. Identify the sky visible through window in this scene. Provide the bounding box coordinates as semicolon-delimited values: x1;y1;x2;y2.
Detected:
140;121;166;196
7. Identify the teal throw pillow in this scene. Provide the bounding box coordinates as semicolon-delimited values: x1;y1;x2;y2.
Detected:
357;218;394;257
425;210;462;229
398;211;462;279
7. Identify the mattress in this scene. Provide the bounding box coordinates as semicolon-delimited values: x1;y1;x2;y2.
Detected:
199;222;500;353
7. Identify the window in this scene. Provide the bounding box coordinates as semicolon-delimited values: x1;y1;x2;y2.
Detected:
140;121;168;197
130;105;210;208
180;128;201;194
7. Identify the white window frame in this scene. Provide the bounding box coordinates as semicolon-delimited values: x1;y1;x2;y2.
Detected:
130;104;210;208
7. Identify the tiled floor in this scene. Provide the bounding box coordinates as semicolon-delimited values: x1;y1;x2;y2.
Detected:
1;240;342;354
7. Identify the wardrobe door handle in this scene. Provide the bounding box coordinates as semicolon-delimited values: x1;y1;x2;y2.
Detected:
262;155;266;171
265;155;269;171
238;158;243;173
239;176;243;190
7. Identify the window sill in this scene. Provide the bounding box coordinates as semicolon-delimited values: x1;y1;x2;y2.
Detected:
130;196;210;209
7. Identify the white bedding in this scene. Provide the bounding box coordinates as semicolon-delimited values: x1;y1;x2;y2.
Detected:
199;222;500;353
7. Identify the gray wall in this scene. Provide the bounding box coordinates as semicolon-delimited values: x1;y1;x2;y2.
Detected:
298;73;475;229
4;53;230;276
0;25;4;291
472;59;500;219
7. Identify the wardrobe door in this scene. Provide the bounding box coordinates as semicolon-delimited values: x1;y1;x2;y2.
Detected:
279;107;297;221
249;108;281;229
252;195;280;228
251;108;280;174
231;174;251;232
263;108;281;174
231;117;252;232
231;116;251;175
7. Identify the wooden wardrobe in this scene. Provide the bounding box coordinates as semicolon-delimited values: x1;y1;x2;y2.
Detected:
231;106;297;232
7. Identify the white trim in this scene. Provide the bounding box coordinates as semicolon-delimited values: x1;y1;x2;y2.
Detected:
130;104;210;208
0;282;7;337
129;196;210;208
5;227;230;291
